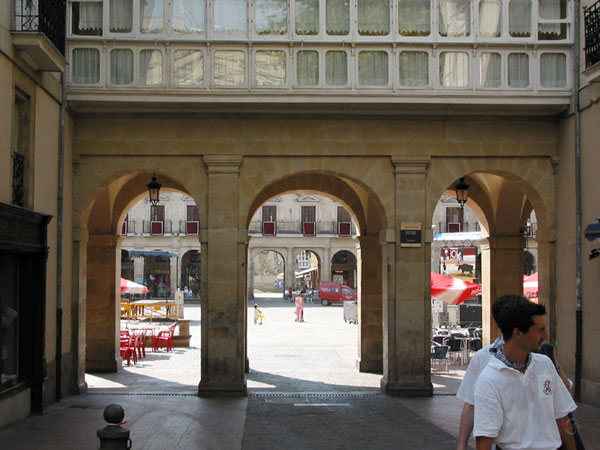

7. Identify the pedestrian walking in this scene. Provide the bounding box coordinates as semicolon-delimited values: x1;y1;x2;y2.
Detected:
295;292;304;322
253;303;263;325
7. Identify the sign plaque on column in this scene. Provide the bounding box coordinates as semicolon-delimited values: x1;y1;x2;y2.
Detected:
400;222;422;247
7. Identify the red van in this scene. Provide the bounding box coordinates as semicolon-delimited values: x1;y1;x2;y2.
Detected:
318;282;357;306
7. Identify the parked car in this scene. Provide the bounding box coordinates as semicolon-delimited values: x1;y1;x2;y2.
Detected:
318;282;357;306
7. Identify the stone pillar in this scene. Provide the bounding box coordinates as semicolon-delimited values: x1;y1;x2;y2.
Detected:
133;256;144;284
381;156;432;397
71;227;88;394
198;155;246;396
285;247;295;291
321;247;331;282
357;234;383;373
170;255;178;296
247;248;254;299
536;227;555;337
86;234;122;372
480;235;525;346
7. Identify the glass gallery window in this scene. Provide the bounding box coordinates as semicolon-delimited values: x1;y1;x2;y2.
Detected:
326;0;349;35
110;0;133;33
325;50;347;86
509;0;531;37
398;0;430;37
110;48;134;84
439;51;469;87
358;51;388;86
439;0;470;37
538;0;567;40
174;49;204;86
399;51;428;87
172;0;205;34
507;53;529;88
297;50;319;85
72;48;100;84
255;50;287;86
71;0;103;36
479;0;502;38
213;50;245;86
357;0;389;36
480;52;501;88
140;0;164;33
540;53;567;87
255;0;288;35
214;0;246;33
296;0;319;35
140;49;163;85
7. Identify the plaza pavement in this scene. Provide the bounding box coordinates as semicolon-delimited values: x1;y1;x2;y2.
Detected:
0;295;598;449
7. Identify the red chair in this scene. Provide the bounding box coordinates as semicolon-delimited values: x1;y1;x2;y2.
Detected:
120;335;137;366
132;330;146;359
153;322;177;352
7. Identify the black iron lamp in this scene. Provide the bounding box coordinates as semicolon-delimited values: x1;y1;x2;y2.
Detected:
454;177;470;210
147;174;162;206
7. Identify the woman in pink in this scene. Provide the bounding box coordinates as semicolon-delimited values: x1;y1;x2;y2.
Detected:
295;293;304;322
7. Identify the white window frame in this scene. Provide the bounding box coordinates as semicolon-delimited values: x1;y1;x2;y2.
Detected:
107;47;135;87
293;48;322;88
395;47;432;90
252;0;291;39
67;0;104;38
171;46;207;88
210;47;249;89
355;48;392;89
169;0;207;38
252;47;290;89
138;48;166;87
69;45;104;85
537;50;570;91
476;49;504;90
436;50;472;90
535;0;571;42
506;50;531;90
291;0;323;40
324;48;351;89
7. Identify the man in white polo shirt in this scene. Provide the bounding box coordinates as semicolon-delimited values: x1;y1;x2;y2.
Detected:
473;294;577;450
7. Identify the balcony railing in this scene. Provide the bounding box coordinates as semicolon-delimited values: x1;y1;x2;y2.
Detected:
249;220;357;237
435;222;481;234
585;0;600;68
14;0;66;55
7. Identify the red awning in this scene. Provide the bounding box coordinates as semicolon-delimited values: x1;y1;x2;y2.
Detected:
431;272;481;306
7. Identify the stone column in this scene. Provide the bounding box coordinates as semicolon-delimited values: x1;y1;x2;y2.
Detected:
133;256;144;284
170;254;178;296
247;248;254;299
71;227;88;394
85;234;121;372
285;247;295;291
536;227;555;337
480;235;525;346
198;155;246;396
381;156;432;396
357;234;383;373
321;247;331;282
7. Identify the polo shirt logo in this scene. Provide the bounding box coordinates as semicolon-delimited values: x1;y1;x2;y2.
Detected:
543;380;552;396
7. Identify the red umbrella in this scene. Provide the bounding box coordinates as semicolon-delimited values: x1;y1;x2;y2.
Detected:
120;278;149;295
431;272;481;305
523;272;538;303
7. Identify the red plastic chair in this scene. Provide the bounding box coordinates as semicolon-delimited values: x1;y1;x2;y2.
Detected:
132;330;146;359
153;322;177;352
120;335;137;366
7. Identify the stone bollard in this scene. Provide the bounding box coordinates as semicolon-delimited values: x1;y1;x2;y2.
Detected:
97;404;132;449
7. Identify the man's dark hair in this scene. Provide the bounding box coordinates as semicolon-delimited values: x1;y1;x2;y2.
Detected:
492;294;546;340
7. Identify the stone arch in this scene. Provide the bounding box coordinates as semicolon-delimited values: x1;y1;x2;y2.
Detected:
77;165;204;383
243;168;388;375
427;157;556;344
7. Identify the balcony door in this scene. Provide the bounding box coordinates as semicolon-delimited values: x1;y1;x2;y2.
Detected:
302;205;315;236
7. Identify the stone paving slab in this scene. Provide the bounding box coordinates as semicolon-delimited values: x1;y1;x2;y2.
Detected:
242;392;458;450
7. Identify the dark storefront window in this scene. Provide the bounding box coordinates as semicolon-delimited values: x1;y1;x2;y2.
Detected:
0;254;19;388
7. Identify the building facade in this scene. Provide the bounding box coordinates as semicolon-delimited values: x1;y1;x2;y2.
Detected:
1;0;600;430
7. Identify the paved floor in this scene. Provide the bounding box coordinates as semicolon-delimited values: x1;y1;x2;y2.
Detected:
0;296;598;449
